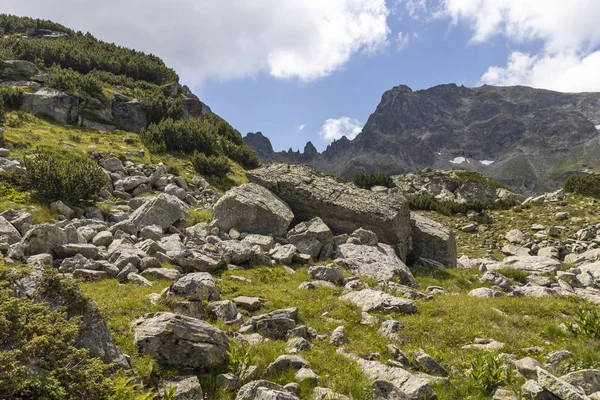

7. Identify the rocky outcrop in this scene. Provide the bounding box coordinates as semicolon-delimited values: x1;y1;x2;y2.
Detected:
132;312;229;370
112;100;148;133
247;163;412;260
127;193;189;230
21;88;82;125
1;60;38;80
336;243;416;284
213;183;294;237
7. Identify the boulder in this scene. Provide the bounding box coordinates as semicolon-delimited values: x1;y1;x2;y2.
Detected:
158;376;203;400
112;100;147;132
561;369;600;395
0;215;21;250
409;214;457;268
213;183;294;237
340;289;417;314
236;380;299;400
1;60;37;80
21;88;81;125
0;209;34;235
537;368;587;400
265;355;309;375
127;193;189;230
240;308;297;339
308;265;344;285
247;164;412;260
469;288;504;298
269;244;298;264
491;256;562;275
330;326;349;346
336;243;416;285
132;312;229;370
287;217;333;259
20;223;68;256
170;272;220;301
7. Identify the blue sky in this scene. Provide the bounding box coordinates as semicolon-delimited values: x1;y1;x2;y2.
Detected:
197;15;516;152
4;0;600;152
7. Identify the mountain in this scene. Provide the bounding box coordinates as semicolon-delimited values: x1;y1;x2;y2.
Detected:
245;84;600;194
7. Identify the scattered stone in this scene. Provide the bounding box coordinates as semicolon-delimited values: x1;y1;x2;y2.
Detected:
308;265;344;285
158;376;203;400
132;312;229;370
537;368;587;400
265;355;309;375
414;349;447;377
468;287;504;298
170;272;220;301
236;380;299;400
340;289;417;314
330;326;349;346
295;367;319;384
379;319;404;340
410;214;457;267
336;243;416;284
240;308;298;339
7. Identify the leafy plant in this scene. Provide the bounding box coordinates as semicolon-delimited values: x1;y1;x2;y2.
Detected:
469;354;516;394
228;343;255;380
23;147;108;204
566;308;600;339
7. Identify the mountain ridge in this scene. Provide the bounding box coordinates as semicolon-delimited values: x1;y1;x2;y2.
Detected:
245;83;600;194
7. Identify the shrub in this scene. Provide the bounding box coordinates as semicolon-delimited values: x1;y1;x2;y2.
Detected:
0;86;25;109
564;173;600;198
191;151;230;178
0;286;115;400
353;171;394;189
23;148;108;204
452;169;509;190
407;194;514;216
222;141;261;170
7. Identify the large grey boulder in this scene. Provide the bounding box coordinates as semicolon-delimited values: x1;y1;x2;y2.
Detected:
561;369;600;395
213;183;294;237
409;214;457;268
340;289;417;314
21;88;81;125
170;272;220;301
287;217;333;259
20;223;68;256
127;193;189;230
247;163;412;260
112;100;147;132
132;312;229;370
336;243;416;285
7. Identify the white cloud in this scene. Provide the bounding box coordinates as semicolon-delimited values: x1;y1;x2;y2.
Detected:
320;117;363;141
393;0;428;20
439;0;600;92
396;32;410;50
480;51;600;92
298;124;306;131
3;0;391;85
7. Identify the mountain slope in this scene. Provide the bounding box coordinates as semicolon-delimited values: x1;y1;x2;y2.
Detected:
246;84;600;194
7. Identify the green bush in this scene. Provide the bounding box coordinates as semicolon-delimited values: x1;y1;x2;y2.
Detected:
353;171;393;189
222;141;261;170
45;67;103;96
452;169;508;190
564;173;600;198
0;286;115;400
407;194;514;216
191;151;230;178
0;86;25;109
23;148;108;204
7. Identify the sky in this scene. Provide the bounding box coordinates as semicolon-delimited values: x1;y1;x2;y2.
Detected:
4;0;600;152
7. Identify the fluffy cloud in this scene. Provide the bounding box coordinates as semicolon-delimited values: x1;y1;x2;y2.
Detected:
3;0;390;84
298;124;306;131
480;51;600;92
440;0;600;92
320;117;363;141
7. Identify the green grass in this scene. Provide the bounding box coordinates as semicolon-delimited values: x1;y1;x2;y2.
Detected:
79;279;173;382
187;209;212;227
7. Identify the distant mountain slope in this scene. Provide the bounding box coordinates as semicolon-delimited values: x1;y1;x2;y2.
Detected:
245;84;600;194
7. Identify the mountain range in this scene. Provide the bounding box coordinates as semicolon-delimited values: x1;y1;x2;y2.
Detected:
244;84;600;194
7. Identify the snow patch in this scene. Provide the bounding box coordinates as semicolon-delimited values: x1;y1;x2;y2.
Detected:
450;157;467;164
480;160;494;166
436;152;442;155
596;125;600;130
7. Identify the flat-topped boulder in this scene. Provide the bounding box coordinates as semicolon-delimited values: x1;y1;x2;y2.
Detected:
213;183;294;237
247;163;411;260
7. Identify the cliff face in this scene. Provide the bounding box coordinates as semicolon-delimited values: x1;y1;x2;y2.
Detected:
246;84;600;194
